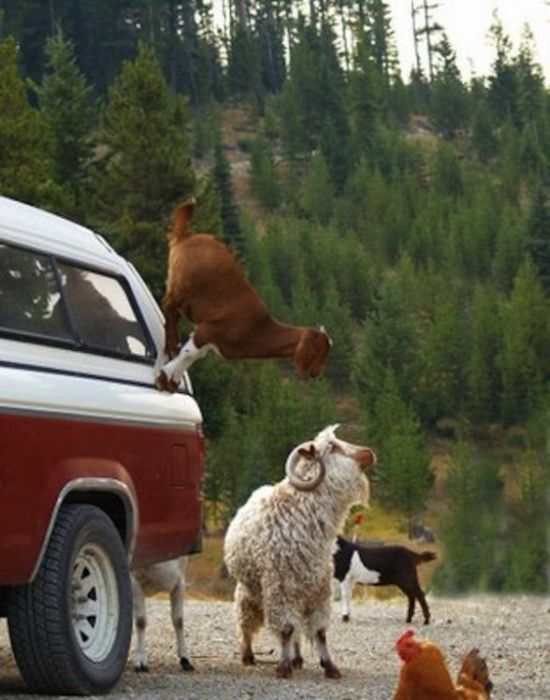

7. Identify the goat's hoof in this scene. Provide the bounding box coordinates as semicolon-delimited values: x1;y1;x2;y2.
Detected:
321;661;342;679
423;620;430;625
155;371;179;393
292;656;304;669
180;657;195;672
135;663;149;673
167;378;180;393
242;653;255;666
155;371;168;392
342;614;350;623
275;661;293;678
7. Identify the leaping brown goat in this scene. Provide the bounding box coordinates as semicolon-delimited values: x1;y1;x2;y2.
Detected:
155;199;332;392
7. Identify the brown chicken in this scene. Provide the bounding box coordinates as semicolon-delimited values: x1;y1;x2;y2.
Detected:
393;630;492;700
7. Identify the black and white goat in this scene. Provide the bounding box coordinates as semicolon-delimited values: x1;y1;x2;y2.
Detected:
333;536;436;625
131;556;194;672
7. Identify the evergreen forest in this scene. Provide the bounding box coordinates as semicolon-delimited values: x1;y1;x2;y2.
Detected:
1;0;549;594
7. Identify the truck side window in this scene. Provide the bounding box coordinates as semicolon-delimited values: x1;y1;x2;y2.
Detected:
0;243;72;339
57;264;150;358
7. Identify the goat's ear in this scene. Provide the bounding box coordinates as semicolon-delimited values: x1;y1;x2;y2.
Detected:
298;444;317;460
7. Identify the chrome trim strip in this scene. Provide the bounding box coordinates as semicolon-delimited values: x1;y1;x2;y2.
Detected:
30;478;139;582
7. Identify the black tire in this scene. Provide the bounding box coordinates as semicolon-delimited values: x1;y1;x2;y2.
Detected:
7;504;132;695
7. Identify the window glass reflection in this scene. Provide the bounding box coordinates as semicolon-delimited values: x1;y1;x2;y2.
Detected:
0;244;71;339
57;265;149;357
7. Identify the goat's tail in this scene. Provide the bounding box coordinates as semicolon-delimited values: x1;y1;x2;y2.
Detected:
415;551;437;566
170;197;196;241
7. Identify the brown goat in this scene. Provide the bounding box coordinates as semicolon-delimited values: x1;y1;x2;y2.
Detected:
155;199;332;392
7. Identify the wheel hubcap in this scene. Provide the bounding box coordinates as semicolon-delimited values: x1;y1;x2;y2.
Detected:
70;543;119;662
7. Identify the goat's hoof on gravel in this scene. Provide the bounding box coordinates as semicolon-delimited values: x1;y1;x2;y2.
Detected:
275;661;293;678
342;614;350;623
321;660;342;679
135;663;149;673
180;657;195;672
242;653;255;666
292;656;304;669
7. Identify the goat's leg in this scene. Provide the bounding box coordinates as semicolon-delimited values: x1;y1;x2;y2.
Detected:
132;577;149;672
156;332;215;392
162;299;181;358
306;588;341;679
315;629;341;679
170;577;194;671
235;582;263;666
340;577;353;623
292;639;304;669
405;591;416;623
414;585;431;625
275;623;295;678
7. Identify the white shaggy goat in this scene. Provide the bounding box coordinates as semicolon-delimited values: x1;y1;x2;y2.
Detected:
223;425;377;679
131;557;194;672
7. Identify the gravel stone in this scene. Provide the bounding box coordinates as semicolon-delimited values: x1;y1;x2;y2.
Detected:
1;595;549;699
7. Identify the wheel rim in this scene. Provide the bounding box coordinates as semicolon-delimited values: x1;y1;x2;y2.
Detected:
70;543;120;663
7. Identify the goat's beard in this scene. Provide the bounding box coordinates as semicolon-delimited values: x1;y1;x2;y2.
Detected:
352;474;371;508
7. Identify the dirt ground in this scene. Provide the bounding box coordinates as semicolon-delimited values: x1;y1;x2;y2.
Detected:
1;594;549;699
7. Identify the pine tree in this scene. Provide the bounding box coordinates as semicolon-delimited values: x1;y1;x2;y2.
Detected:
320;279;354;388
205;362;336;517
487;14;518;127
227;23;264;113
35;30;97;217
527;184;550;294
280;17;348;166
430;34;468;138
250;135;280;210
412;0;443;82
499;260;550;424
465;286;502;425
93;43;195;298
349;37;385;157
300;153;334;224
491;204;526;291
435;442;504;592
353;262;420;413
290;261;318;326
365;0;399;83
0;36;62;209
471;99;498;164
370;369;432;538
416;276;466;423
433;141;463;198
213;141;244;257
503;451;548;591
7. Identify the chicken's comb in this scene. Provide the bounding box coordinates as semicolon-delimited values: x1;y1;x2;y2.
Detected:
395;630;416;653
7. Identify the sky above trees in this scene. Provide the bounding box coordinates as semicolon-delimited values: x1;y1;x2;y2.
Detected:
388;0;550;81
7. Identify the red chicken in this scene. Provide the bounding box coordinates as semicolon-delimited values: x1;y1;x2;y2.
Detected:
393;630;492;700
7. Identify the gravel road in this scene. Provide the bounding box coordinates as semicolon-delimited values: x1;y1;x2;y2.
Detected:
1;594;549;699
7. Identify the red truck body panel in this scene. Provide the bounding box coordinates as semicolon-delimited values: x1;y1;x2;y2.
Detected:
0;411;204;584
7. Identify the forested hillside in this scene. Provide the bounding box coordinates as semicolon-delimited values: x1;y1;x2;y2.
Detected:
0;0;548;593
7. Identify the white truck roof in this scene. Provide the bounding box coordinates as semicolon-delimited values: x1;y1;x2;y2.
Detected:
0;196;118;266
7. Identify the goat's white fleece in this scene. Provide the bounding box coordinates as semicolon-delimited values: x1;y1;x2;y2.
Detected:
224;426;371;641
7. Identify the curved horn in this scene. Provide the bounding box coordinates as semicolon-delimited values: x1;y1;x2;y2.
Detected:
285;444;326;491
